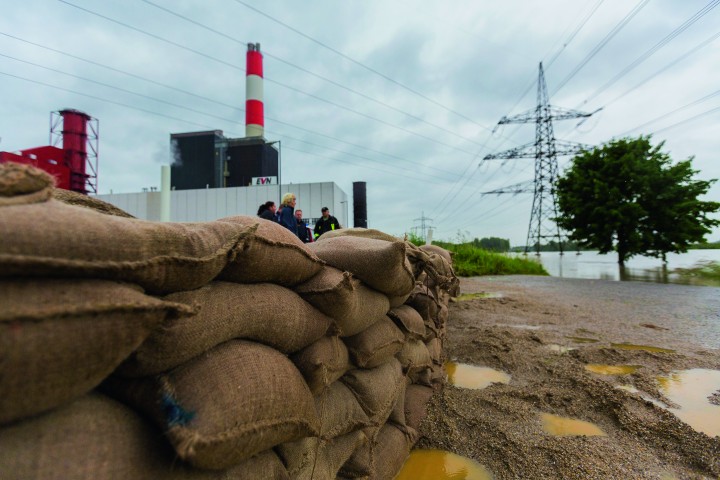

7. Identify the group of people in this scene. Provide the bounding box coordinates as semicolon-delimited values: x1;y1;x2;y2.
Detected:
256;193;341;243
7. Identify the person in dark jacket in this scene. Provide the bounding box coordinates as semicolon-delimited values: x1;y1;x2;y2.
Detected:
313;206;341;239
278;193;298;234
257;201;276;221
295;209;313;243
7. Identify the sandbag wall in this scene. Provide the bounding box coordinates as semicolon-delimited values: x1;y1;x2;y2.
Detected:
0;163;458;480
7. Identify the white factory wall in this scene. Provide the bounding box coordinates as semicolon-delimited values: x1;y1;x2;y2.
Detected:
95;182;348;226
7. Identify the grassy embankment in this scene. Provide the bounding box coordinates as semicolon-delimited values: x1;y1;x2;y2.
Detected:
410;237;548;277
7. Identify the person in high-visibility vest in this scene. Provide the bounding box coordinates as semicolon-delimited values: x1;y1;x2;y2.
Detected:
313;206;341;239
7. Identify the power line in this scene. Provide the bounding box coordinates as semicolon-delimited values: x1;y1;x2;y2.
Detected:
551;0;650;96
230;0;489;131
56;0;484;157
579;0;720;107
139;0;494;150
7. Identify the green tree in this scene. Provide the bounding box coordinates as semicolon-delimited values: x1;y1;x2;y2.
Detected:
555;136;719;266
471;237;510;252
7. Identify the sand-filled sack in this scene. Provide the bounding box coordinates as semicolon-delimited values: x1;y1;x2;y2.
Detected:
118;282;332;376
419;244;453;264
316;227;400;243
291;335;350;395
404;384;434;431
102;340;319;469
308;236;415;297
53;188;135;218
0;278;193;425
0;200;251;294
343;316;406;369
371;423;418;480
341;358;406;425
0;392;289;480
388;305;426;339
338;427;376;479
425;337;443;364
218;215;324;287
0;162;54;206
314;381;371;439
277;430;366;480
294;266;390;337
395;339;433;375
406;285;440;324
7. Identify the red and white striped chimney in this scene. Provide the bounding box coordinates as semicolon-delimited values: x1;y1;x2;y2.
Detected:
245;42;264;138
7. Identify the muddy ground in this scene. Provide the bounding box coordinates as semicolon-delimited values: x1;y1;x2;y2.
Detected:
416;276;720;480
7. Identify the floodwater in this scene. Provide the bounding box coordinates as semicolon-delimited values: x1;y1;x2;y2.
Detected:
533;249;720;285
540;413;606;436
445;363;511;390
395;449;493;480
656;369;720;437
565;336;600;344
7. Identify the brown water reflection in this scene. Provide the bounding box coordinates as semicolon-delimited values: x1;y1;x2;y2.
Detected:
656;369;720;437
395;449;493;480
445;363;511;390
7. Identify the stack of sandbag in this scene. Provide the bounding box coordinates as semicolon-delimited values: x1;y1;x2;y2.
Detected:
0;163;458;480
272;228;458;479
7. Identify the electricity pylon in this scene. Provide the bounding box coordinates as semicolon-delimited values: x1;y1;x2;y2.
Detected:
484;62;593;255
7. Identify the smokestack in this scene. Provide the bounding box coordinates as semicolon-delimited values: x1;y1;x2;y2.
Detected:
245;42;264;138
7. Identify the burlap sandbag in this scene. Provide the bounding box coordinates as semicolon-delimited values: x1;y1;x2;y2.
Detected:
0;392;290;480
0;162;54;206
118;282;332;376
314;381;371;439
218;215;324;287
341;358;406;426
53;188;135;218
387;291;412;308
425;337;443;365
338;427;377;479
371;423;417;480
308;236;415;297
0;392;289;480
419;244;453;264
395;339;433;376
404;384;434;431
102;340;319;470
0;279;194;425
0;200;251;294
406;285;440;324
293;266;390;337
316;227;400;243
387;305;426;339
343;316;405;369
277;431;366;480
291;335;350;395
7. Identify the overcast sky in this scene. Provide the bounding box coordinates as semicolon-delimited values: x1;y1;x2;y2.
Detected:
1;0;719;246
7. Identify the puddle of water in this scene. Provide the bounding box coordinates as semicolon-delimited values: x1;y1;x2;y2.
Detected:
445;363;511;390
656;369;720;437
547;344;576;354
611;343;676;354
395;449;493;480
540;413;606;437
585;364;641;375
565;336;599;343
454;292;502;301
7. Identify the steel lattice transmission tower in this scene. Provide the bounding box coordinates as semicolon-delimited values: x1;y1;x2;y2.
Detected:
484;62;593;255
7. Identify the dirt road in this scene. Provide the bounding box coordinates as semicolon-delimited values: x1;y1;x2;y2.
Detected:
417;275;720;479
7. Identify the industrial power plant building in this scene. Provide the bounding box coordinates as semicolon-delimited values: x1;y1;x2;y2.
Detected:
95;180;350;227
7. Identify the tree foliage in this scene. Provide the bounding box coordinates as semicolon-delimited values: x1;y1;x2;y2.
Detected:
471;237;510;252
555;136;719;265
